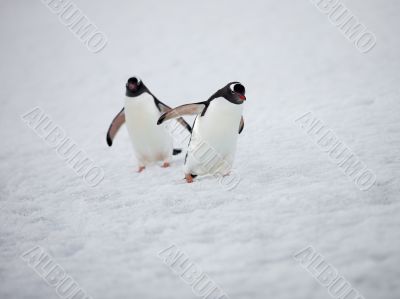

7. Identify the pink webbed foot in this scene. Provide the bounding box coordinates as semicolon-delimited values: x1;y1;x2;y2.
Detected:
185;174;194;183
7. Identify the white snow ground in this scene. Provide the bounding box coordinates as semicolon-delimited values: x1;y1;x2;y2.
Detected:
1;0;399;298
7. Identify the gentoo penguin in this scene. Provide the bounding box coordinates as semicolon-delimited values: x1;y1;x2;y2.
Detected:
157;82;246;183
106;77;192;172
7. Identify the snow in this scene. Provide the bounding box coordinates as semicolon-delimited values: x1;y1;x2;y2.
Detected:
1;0;399;298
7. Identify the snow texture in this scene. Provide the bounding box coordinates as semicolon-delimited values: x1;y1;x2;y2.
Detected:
0;0;399;298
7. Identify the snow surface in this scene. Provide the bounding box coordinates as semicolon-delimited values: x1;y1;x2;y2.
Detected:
1;0;399;298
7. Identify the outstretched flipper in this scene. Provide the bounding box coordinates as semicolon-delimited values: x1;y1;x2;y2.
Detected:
154;98;192;133
239;116;244;134
106;108;125;146
157;102;206;125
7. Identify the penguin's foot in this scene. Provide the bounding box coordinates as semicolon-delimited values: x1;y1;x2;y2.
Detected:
185;174;194;183
161;161;170;168
137;166;146;173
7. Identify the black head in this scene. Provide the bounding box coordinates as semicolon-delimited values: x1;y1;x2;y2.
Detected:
125;77;146;97
220;82;246;104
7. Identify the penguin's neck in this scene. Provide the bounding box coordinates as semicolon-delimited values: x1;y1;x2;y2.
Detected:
194;97;243;138
124;93;158;121
205;98;243;123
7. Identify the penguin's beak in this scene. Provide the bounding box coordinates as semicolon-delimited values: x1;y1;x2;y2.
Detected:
239;94;246;101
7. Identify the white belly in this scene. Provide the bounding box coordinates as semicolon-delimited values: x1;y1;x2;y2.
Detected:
184;98;243;176
124;94;172;165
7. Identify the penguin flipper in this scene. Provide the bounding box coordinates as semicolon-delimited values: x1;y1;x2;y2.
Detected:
154;98;192;133
106;108;125;146
157;103;206;125
239;116;244;134
153;98;172;113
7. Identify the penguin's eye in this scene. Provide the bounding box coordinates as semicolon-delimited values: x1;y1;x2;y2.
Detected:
233;84;245;95
229;83;245;95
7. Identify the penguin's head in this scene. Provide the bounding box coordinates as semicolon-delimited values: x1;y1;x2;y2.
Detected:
126;77;144;97
224;82;246;104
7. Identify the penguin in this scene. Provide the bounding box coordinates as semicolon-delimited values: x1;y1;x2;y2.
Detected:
106;77;192;172
157;82;246;183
